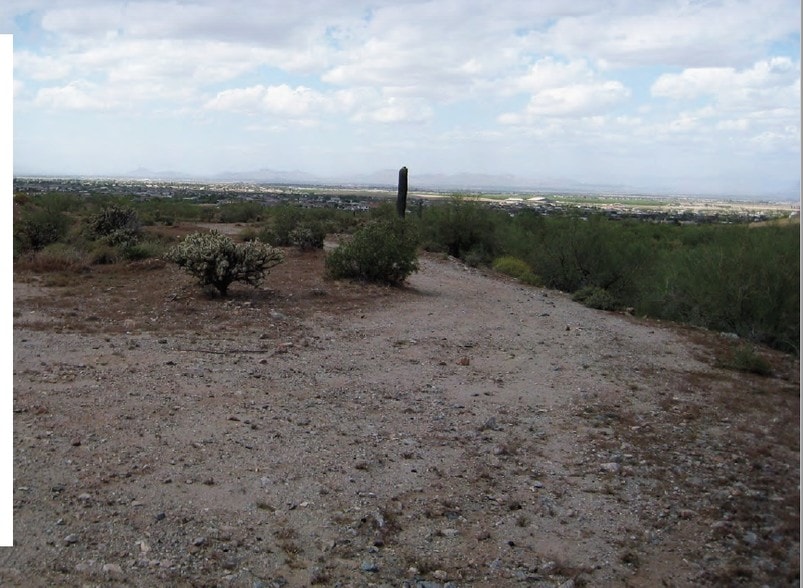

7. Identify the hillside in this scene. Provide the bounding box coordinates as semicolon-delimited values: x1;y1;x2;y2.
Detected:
10;242;800;587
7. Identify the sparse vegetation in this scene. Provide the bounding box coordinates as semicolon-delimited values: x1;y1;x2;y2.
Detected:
716;343;774;376
166;230;284;296
11;184;799;353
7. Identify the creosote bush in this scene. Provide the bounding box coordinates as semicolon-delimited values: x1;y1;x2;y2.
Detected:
85;204;141;246
572;285;620;311
14;208;71;253
492;256;540;286
166;230;284;296
325;219;418;285
716;343;773;376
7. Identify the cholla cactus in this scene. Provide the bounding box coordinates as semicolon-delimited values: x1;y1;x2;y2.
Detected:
166;230;284;296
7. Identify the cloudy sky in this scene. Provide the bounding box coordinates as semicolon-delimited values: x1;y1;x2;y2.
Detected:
6;0;801;197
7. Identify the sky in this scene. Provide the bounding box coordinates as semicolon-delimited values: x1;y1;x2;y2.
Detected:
5;0;802;197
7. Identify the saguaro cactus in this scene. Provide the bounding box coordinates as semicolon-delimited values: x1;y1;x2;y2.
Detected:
396;166;408;218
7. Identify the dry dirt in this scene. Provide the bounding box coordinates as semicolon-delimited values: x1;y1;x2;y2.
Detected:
7;227;800;588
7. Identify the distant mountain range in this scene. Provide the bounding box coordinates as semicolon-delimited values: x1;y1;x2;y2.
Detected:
121;167;638;195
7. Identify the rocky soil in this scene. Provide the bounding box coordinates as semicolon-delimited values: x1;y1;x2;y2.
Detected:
8;239;800;587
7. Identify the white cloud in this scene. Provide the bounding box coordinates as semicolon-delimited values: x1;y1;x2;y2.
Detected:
499;58;631;122
535;0;801;67
205;83;431;125
351;96;433;124
651;57;799;102
34;81;109;110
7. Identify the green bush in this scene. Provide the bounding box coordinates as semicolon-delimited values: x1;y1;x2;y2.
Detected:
85;205;141;246
572;285;620;311
325;219;419;285
166;230;284;296
89;243;121;265
716;343;773;376
492;256;540;285
643;224;799;352
14;208;71;252
289;222;326;250
267;205;304;245
21;243;89;272
218;201;265;223
418;195;499;263
122;240;167;261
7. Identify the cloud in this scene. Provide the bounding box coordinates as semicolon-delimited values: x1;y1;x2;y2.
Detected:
499;58;631;122
534;0;801;67
651;57;800;107
34;81;109;110
205;83;432;125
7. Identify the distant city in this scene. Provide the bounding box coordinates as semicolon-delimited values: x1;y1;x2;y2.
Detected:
13;175;799;226
14;165;802;202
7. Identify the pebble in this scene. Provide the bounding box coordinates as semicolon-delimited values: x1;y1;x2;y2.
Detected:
64;534;79;545
599;462;621;474
102;563;124;578
360;560;379;573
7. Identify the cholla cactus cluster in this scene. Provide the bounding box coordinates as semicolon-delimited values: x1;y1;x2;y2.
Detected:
166;230;283;296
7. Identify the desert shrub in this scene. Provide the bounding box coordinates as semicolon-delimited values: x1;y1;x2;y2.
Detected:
289;222;326;250
238;226;260;242
267;205;304;245
85;204;141;246
14;208;71;253
526;215;651;301
716;343;773;376
121;239;167;261
265;206;330;248
492;256;540;286
166;230;284;296
89;243;122;265
418;195;500;263
643;224;799;352
325;218;418;285
134;198;207;225
572;285;620;311
218;201;265;223
17;243;89;272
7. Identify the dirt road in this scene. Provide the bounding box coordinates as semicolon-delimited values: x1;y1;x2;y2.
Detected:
9;250;799;587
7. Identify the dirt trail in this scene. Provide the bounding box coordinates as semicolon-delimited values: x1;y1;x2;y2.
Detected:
8;252;799;587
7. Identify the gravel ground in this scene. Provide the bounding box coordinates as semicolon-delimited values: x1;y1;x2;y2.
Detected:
8;242;799;587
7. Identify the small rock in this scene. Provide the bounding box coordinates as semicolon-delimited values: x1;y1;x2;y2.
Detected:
64;534;79;545
192;536;206;547
678;509;696;520
155;512;166;521
743;531;759;546
599;462;621;474
71;438;81;447
102;563;124;578
432;569;449;580
360;560;379;573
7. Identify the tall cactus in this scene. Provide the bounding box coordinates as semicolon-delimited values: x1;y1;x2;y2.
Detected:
396;166;408;218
